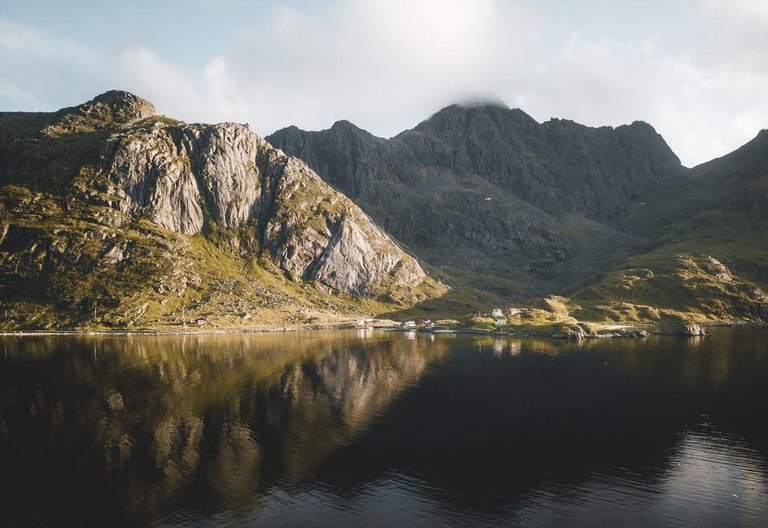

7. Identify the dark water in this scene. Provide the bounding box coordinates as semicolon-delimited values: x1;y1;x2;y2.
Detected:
1;329;767;527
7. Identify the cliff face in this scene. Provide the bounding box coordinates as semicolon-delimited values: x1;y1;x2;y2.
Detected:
268;104;690;296
399;104;686;220
95;118;425;296
268;104;768;322
0;91;438;330
270;104;686;223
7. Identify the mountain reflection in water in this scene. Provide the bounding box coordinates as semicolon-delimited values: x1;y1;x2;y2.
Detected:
0;329;767;526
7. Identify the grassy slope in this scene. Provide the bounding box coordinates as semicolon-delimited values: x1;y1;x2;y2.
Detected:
390;201;768;329
0;187;423;331
570;210;768;324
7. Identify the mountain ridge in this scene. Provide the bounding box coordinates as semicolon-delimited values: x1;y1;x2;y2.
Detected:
267;102;688;292
0;90;765;329
268;102;768;324
0;91;444;330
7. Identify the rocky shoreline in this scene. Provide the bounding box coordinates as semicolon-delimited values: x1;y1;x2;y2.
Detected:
2;320;764;339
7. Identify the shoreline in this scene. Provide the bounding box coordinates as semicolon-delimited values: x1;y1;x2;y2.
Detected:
0;320;764;339
0;324;354;337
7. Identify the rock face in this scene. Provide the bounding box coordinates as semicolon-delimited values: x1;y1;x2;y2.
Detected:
97;119;426;296
99;121;262;234
76;90;156;124
268;103;689;295
398;105;684;220
0;91;437;330
657;316;707;337
269;103;768;322
272;104;685;221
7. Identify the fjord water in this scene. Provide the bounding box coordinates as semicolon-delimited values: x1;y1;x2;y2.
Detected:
0;329;767;527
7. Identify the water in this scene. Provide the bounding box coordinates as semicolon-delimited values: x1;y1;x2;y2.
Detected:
0;328;767;527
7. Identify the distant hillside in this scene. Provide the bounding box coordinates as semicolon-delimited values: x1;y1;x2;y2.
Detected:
269;105;768;324
0;91;444;330
268;104;685;294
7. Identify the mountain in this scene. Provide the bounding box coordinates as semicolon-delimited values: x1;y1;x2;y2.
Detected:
693;128;768;220
269;103;768;323
1;92;764;329
0;91;443;330
268;104;689;295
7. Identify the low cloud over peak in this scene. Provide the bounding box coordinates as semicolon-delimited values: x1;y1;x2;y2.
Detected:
1;0;766;166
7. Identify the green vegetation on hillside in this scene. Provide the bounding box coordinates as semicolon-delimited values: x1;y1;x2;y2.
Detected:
2;92;767;331
0;92;445;331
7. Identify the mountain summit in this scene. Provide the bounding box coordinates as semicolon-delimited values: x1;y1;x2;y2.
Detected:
75;90;156;123
269;103;768;322
0;91;442;330
268;103;686;294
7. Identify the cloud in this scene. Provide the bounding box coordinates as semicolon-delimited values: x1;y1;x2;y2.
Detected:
0;18;100;109
112;48;217;123
1;2;766;167
704;0;768;21
202;0;550;135
198;0;767;166
0;18;226;124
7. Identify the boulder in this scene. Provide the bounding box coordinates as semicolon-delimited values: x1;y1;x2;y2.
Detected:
657;315;706;336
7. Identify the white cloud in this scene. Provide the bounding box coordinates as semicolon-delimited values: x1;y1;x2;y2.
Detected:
112;48;217;123
1;2;766;167
704;0;768;21
0;18;100;109
0;18;226;124
197;0;767;166
203;0;549;136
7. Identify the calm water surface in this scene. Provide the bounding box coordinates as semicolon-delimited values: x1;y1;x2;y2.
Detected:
1;328;767;526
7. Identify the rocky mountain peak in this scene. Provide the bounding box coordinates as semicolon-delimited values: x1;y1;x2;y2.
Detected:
327;119;376;140
330;119;358;131
628;119;655;130
39;90;157;137
616;120;668;142
747;128;768;151
693;125;768;183
75;90;156;125
412;102;538;137
268;101;696;298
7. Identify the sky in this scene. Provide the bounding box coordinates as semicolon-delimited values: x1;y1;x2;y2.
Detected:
1;0;766;167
